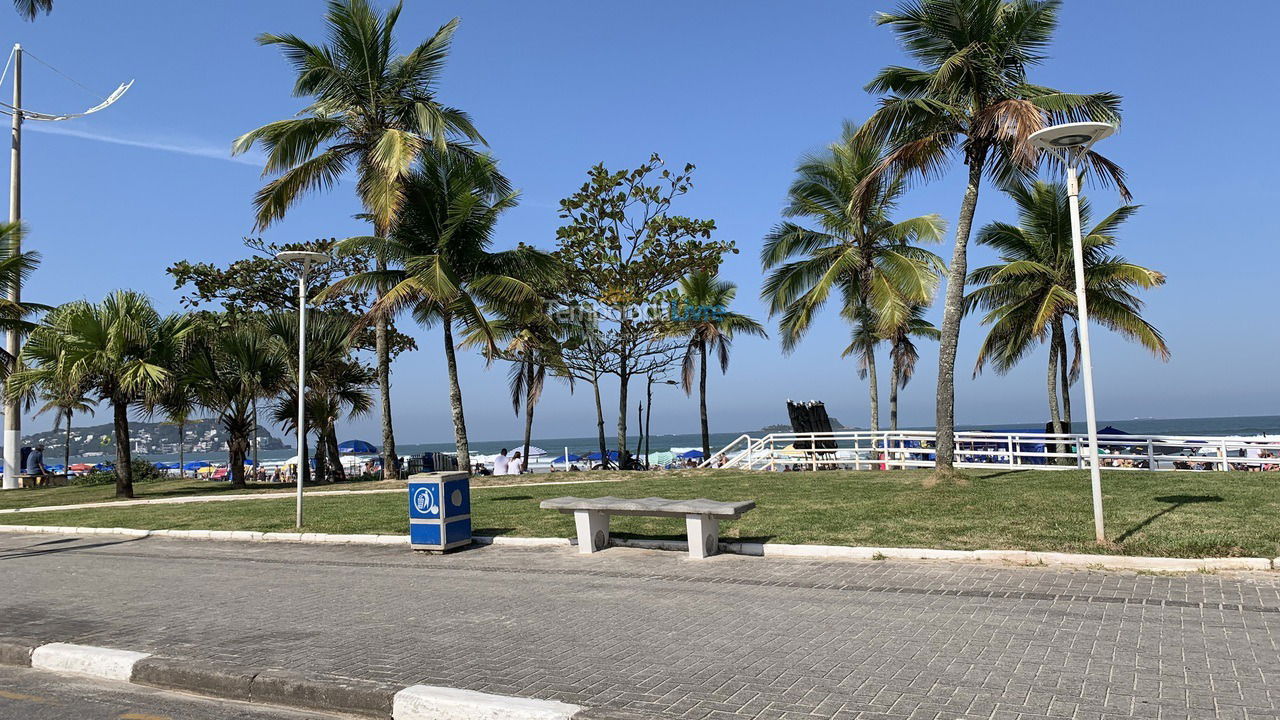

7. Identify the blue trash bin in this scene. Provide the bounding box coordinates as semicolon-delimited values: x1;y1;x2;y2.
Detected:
408;472;471;551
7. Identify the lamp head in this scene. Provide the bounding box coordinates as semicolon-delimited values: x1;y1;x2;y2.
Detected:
1029;122;1116;150
276;250;331;265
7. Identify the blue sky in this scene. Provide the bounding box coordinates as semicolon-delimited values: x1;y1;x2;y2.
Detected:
4;1;1278;444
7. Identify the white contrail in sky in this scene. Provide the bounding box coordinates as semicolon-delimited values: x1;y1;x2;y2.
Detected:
25;124;265;167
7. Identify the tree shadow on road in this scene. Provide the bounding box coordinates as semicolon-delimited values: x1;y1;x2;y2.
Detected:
1115;495;1223;545
0;536;146;560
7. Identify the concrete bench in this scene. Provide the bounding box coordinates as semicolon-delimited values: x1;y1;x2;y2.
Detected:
539;496;755;559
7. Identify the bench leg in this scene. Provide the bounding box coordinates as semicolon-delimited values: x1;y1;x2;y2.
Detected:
685;514;720;559
574;510;610;554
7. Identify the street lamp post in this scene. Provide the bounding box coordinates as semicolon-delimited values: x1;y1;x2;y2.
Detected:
1029;121;1116;545
277;250;329;529
643;376;677;469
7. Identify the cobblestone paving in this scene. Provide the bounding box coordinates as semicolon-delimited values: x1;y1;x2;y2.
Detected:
3;533;1280;719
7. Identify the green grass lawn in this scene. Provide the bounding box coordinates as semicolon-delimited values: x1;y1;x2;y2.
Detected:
0;476;413;510
5;469;1278;558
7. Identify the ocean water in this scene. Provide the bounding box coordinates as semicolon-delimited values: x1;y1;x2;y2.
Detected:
127;414;1280;465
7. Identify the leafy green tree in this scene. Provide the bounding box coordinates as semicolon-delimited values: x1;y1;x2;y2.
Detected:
761;124;944;433
325;149;549;473
10;292;195;498
668;271;765;460
858;0;1127;473
184;318;291;488
556;155;733;468
234;0;483;479
966;181;1168;449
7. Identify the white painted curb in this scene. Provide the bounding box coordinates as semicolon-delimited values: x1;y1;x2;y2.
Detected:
393;684;582;720
30;642;150;682
0;523;1272;572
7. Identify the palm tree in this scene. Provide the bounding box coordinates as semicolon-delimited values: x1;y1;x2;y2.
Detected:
233;0;483;479
185;318;290;489
13;0;51;20
324;149;552;473
265;312;374;483
10;292;194;498
884;305;939;431
966;181;1168;451
858;0;1128;474
34;379;95;472
468;303;568;472
669;271;765;460
761;123;944;433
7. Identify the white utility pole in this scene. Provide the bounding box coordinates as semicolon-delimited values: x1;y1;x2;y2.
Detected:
0;44;132;490
3;45;21;490
277;250;329;528
1029;121;1117;545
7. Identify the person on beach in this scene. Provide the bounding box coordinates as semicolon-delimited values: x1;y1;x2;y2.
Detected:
493;448;510;476
506;451;522;475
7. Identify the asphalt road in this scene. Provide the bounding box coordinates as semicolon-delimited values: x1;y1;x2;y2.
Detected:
0;665;353;720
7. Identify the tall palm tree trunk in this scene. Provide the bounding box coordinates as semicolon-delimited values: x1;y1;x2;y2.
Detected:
178;417;185;478
590;373;607;467
326;423;345;482
373;225;397;480
1047;326;1064;462
1057;320;1073;458
111;399;134;498
63;409;72;470
866;342;880;433
228;425;249;490
889;359;900;432
699;342;710;460
934;151;986;473
521;361;535;473
441;314;471;473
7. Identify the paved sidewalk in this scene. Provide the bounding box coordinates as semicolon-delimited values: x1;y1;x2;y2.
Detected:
3;533;1279;719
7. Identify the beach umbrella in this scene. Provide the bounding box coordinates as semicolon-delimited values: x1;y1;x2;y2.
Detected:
338;440;377;454
69;463;92;471
1098;425;1129;436
48;464;65;473
183;461;211;471
585;450;619;461
678;449;705;459
552;453;583;463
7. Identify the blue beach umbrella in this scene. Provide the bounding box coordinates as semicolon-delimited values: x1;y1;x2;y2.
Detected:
678;449;705;459
585;450;619;461
552;453;583;463
338;440;378;453
183;461;211;471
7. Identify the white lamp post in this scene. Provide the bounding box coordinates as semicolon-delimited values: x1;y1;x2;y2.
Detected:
276;250;330;529
1028;121;1116;545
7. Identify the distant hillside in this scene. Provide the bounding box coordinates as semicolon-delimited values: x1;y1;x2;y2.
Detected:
22;418;286;458
758;418;858;433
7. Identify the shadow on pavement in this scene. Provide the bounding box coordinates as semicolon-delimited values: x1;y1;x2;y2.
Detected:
0;536;147;560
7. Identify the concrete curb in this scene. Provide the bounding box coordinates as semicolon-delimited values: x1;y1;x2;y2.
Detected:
0;523;1272;573
1;637;588;719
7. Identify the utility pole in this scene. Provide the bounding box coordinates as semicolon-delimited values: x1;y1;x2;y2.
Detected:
4;44;22;491
0;45;131;490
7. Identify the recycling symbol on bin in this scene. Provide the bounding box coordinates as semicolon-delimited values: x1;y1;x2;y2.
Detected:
413;486;439;516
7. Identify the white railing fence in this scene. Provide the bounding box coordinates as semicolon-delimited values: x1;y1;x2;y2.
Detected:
698;430;1280;473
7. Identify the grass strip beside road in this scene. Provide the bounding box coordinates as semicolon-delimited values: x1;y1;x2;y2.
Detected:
6;469;1278;558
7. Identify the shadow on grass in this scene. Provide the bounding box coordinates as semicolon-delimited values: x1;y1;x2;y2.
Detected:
1114;494;1224;545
